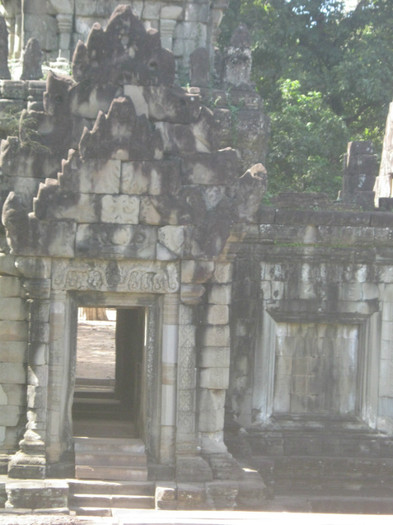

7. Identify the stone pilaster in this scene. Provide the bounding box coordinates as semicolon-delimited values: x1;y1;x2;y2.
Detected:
8;279;50;478
176;303;197;456
7;257;51;479
46;289;73;472
210;1;230;59
160;18;177;51
159;293;179;464
198;263;243;481
160;5;183;52
56;14;72;60
176;300;213;482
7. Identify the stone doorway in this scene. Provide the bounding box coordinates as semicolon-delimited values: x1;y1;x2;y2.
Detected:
72;306;146;441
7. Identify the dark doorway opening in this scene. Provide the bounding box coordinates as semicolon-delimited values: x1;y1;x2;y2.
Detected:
72;307;145;439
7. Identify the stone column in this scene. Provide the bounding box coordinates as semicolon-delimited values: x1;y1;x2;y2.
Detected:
46;289;75;476
160;18;177;51
160;5;183;52
22;0;46;48
210;0;229;53
5;14;20;58
181;1;208;69
199;301;231;444
198;263;243;480
159;294;179;465
142;2;161;31
56;14;73;60
340;141;377;208
175;285;213;482
8;278;51;479
1;0;22;58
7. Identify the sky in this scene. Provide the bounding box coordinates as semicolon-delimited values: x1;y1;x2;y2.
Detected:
344;0;359;10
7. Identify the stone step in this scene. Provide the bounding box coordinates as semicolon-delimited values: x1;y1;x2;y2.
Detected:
75;465;148;481
70;506;112;517
74;437;145;455
75;453;147;467
70;493;154;509
74;437;148;481
73;407;130;420
69;479;155;496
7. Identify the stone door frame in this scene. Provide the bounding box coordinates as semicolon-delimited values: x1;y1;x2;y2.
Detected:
33;258;180;476
66;291;163;459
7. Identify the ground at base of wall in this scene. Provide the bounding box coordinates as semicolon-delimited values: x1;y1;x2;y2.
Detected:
0;475;267;516
3;494;393;521
2;508;393;525
261;495;393;515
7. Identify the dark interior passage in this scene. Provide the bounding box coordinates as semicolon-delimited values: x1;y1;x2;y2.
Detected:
72;307;145;439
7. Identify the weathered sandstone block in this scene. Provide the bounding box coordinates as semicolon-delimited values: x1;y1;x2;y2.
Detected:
207;305;229;325
75;223;157;259
0;363;26;384
181;260;215;284
200;367;230;389
121;160;181;196
158;226;185;257
60;156;121;194
100;195;140;224
0;276;22;297
0;298;27;321
199;347;230;368
181;149;240;185
0;321;27;342
208;285;231;305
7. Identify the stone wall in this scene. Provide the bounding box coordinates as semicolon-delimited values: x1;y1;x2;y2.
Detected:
227;202;393;456
0;1;228;71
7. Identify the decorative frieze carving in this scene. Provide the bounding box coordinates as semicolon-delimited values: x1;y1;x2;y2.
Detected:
52;260;179;294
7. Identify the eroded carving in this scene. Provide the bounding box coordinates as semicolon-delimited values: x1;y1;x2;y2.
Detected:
52;260;179;293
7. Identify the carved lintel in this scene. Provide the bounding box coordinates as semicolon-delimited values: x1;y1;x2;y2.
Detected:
52;259;180;294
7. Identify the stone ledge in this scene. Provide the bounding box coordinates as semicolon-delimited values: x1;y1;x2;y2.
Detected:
0;81;28;100
155;478;266;511
5;479;69;510
260;205;393;231
0;506;70;514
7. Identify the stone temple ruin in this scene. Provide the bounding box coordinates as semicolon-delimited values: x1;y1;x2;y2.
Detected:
1;2;393;516
0;0;228;69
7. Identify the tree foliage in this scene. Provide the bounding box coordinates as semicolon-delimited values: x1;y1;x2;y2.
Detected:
268;80;349;196
219;0;393;197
